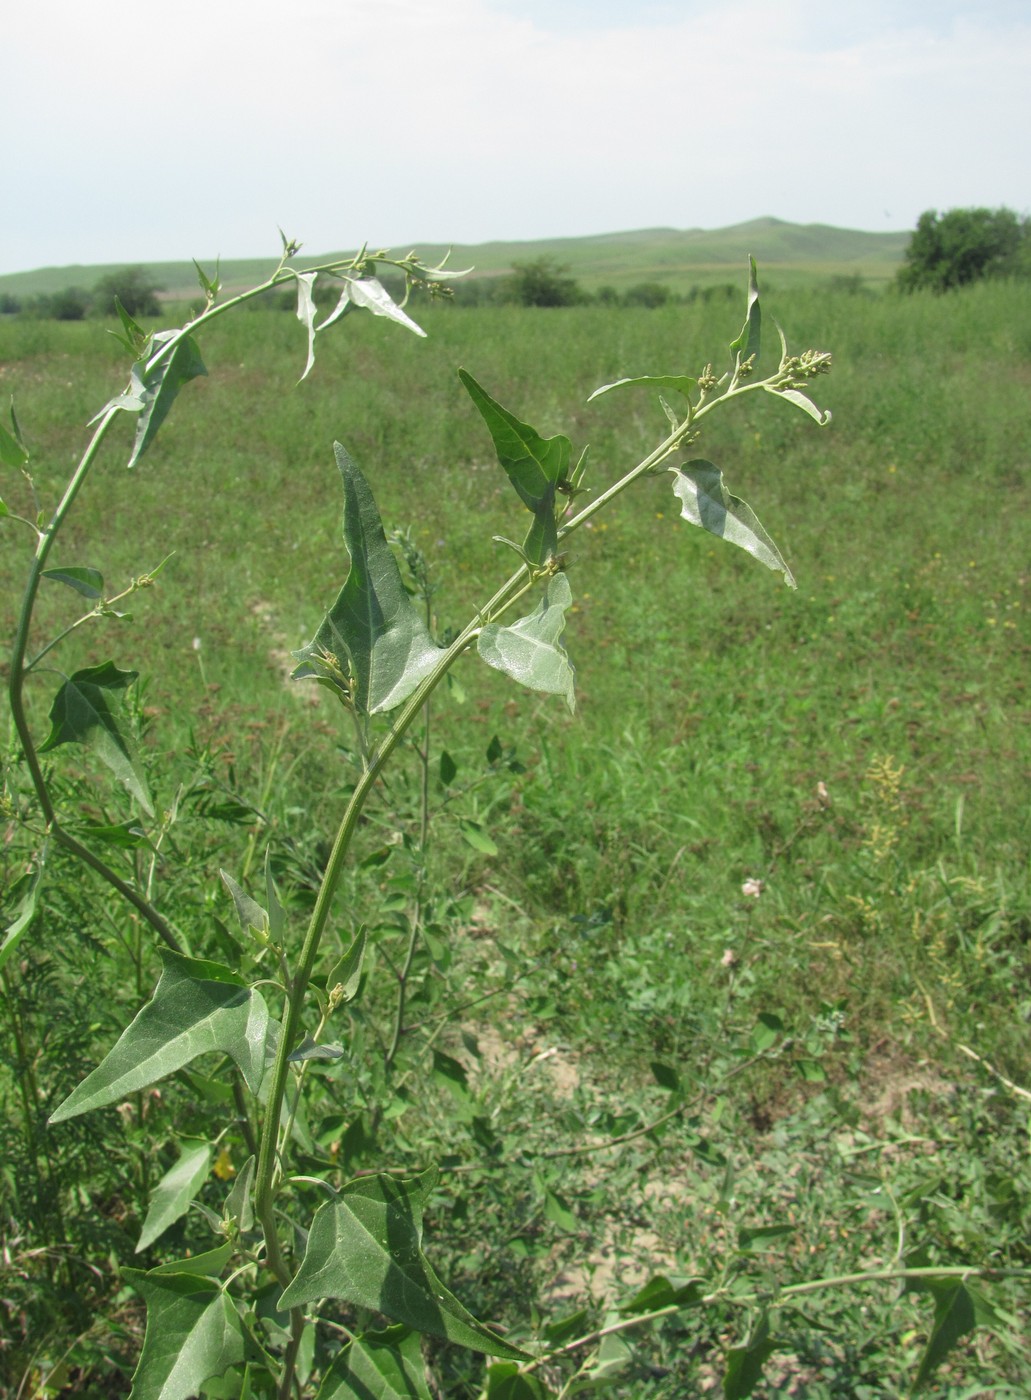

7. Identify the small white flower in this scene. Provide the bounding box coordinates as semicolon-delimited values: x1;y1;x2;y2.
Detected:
741;878;764;898
721;948;737;968
817;781;830;806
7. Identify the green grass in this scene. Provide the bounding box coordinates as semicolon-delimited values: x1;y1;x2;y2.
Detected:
2;277;1029;1396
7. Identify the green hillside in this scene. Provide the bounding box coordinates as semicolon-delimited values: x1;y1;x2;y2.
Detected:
0;217;909;300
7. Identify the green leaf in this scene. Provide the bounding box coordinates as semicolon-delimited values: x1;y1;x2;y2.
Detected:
477;573;576;712
223;1155;255;1233
292;445;442;714
619;1274;704;1316
587;374;697;403
317;1327;433;1400
295;272;318;381
323;277;427;338
458;819;499;856
0;861;44;974
484;1363;548;1399
113;297;149;357
137;1141;213;1252
149;1244;233;1279
723;1311;776;1399
120;1269;247;1400
670;461;795;589
0;413;28;467
49;948;271;1122
459;370;570;566
912;1279;1002;1391
194;258;221;301
766;386;831;426
38;661;153;816
439;749;457;786
279;1168;527;1360
41;565;105;599
220;870;268;939
128;332;207;469
327;927;368;1005
729;256;761;366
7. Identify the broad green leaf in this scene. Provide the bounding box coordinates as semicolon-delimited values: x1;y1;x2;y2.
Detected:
439;749;458;786
459;370;570;566
0;861;44;973
670;461;795;589
326;927;368;1005
765;386;831;426
295;272;318;381
223;1155;255;1233
317;1327;433;1400
587;374;697;403
484;1364;548;1399
149;1244;233;1278
0;414;28;467
128;332;207;469
49;948;271;1122
722;1311;776;1399
137;1141;213;1251
912;1279;1002;1391
477;573;576;712
292;445;442;714
729;256;761;366
220;870;268;939
38;661;153;816
41;565;105;599
287;1036;344;1063
279;1168;527;1360
458;819;499;856
619;1274;704;1316
322;277;426;338
121;1269;247;1400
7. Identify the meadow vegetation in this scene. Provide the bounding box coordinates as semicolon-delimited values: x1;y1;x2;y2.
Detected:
1;265;1029;1397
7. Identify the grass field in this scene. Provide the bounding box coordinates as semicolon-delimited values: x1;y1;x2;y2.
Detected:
2;273;1029;1396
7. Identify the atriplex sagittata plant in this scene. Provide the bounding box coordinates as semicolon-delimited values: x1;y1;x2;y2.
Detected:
3;237;1023;1398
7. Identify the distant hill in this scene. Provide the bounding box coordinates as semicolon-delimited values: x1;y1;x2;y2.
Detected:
0;218;909;300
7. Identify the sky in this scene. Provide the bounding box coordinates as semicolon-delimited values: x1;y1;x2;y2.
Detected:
3;0;1028;274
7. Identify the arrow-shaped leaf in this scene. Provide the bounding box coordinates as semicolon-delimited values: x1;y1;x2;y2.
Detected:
295;272;318;381
912;1279;1002;1391
321;277;426;338
729;256;761;366
477;573;576;712
722;1310;777;1399
49;948;271;1122
120;1269;247;1400
0;861;44;974
38;660;153;815
317;1327;433;1400
588;373;697;403
670;461;795;588
128;332;207;469
279;1168;527;1360
292;445;442;714
41;565;105;599
459;371;570;566
137;1140;213;1252
765;386;831;426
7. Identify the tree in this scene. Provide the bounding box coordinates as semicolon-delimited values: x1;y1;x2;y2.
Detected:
92;265;163;317
896;207;1028;292
624;281;672;308
504;256;583;307
50;286;92;321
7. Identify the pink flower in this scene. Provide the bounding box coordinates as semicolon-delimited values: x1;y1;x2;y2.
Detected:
741;878;764;898
721;948;737;968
